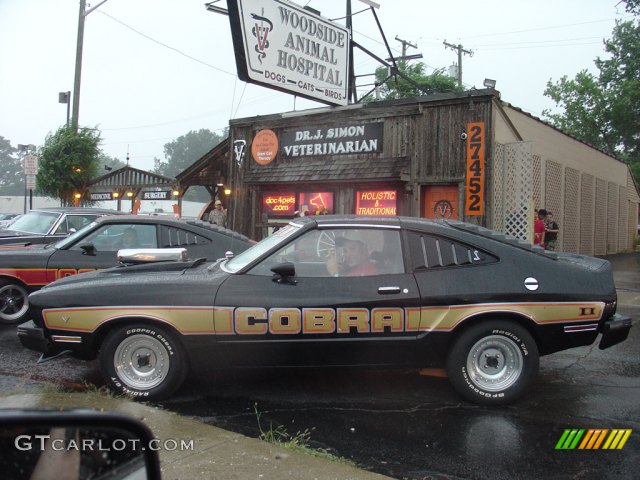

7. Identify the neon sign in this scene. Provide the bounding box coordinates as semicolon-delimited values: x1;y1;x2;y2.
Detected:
356;190;397;216
263;193;296;216
299;192;333;215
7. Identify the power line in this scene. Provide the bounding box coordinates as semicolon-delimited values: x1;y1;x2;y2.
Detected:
474;36;606;47
97;10;237;77
478;42;604;51
460;17;631;39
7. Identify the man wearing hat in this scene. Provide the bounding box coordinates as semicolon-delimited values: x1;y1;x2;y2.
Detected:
208;199;227;227
326;233;377;277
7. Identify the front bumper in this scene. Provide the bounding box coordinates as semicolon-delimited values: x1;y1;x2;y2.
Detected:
17;320;49;354
599;313;633;350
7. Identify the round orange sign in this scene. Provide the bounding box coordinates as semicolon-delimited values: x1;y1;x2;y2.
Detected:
251;129;279;166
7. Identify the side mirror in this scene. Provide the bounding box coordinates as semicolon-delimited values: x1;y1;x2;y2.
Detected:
0;409;161;479
225;250;234;260
68;228;77;234
271;262;297;284
79;243;97;256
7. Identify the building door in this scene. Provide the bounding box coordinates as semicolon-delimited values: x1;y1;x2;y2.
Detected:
423;185;459;220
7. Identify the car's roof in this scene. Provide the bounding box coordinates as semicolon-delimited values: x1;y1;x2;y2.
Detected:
93;215;254;243
294;214;432;228
292;215;556;258
29;207;124;215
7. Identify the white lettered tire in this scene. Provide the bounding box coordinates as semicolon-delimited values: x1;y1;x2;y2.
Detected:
446;320;539;405
99;324;188;400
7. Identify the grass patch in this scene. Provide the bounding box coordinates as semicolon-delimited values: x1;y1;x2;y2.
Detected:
254;403;355;466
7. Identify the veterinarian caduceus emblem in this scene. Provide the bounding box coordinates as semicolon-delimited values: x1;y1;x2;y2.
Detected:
251;9;273;64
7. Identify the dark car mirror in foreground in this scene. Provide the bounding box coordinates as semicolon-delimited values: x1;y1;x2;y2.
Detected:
117;248;188;265
79;243;97;256
0;409;161;479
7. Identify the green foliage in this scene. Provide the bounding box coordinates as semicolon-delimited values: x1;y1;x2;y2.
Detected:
98;152;127;173
543;12;640;183
153;128;226;202
366;61;462;101
253;404;354;465
0;136;24;195
36;126;101;205
153;128;225;178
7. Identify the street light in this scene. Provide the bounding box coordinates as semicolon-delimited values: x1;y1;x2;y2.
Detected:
58;91;71;126
483;78;497;89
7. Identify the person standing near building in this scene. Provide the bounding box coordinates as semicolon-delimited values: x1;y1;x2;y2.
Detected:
545;211;560;251
208;199;227;227
534;209;547;247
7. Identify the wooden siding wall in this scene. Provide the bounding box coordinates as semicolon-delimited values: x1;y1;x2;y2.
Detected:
227;97;494;239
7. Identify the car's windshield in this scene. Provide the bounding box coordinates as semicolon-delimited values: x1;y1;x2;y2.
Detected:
53;220;99;249
7;211;60;234
223;224;300;273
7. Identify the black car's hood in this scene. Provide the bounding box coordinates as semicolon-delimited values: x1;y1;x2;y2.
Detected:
0;229;22;238
0;230;50;246
30;258;230;309
0;243;52;262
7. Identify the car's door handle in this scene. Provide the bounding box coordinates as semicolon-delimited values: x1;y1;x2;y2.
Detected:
378;286;401;294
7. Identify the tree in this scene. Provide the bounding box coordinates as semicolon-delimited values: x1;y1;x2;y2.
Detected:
543;5;640;183
36;126;101;206
0;136;24;195
98;153;127;174
366;61;462;101
153;129;226;178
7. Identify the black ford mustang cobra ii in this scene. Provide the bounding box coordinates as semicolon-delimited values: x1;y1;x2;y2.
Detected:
18;216;632;405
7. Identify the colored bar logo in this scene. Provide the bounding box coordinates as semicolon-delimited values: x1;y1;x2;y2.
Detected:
555;429;632;450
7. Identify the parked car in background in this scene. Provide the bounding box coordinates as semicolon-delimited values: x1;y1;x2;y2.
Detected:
18;215;631;405
0;215;253;323
0;208;123;246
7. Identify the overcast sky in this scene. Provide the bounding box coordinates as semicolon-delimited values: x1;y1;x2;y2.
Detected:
0;0;631;172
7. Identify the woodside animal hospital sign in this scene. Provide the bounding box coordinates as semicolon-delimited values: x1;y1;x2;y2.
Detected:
227;0;350;106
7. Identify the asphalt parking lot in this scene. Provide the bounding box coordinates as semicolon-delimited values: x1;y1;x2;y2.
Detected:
0;253;638;479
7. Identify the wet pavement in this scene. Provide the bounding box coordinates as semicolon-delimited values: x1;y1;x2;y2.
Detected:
0;253;638;479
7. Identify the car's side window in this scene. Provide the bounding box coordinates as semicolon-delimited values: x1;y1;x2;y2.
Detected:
248;228;404;277
407;232;497;270
53;218;69;235
158;226;210;247
70;224;157;251
54;215;97;235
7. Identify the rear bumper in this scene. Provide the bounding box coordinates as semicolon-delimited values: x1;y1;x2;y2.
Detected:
599;313;633;350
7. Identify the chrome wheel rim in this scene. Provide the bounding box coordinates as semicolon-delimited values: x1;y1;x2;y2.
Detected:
466;335;523;391
114;334;169;390
0;284;29;323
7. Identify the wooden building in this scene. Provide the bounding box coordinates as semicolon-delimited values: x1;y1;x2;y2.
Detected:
185;89;638;254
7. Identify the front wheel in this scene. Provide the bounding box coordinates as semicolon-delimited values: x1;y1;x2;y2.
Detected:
0;280;30;324
99;324;188;400
446;320;539;405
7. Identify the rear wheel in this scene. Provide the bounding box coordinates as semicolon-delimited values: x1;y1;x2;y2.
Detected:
446;320;539;405
99;324;188;400
0;280;29;324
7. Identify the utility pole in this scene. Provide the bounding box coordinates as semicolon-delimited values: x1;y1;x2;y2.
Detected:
71;0;109;131
443;40;473;88
395;36;418;57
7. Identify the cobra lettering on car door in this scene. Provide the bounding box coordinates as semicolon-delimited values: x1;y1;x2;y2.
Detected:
213;227;421;367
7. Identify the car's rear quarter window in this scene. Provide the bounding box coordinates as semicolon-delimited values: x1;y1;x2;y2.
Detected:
407;232;497;270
